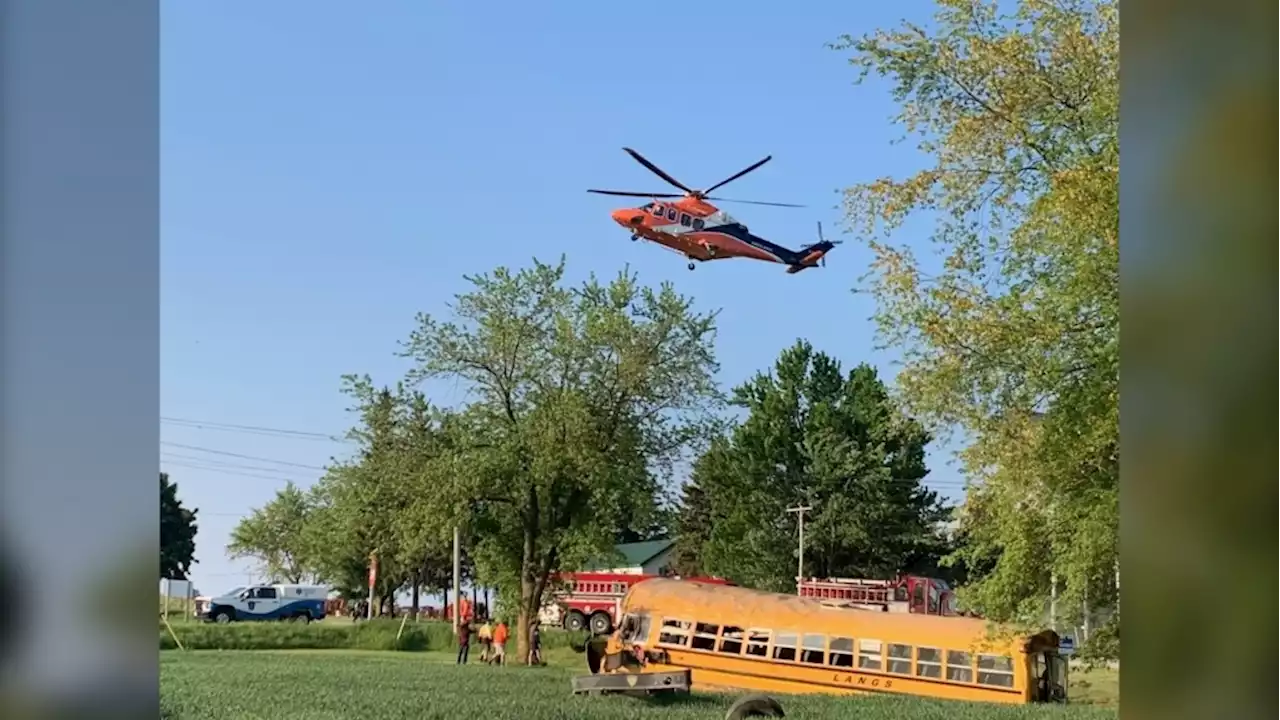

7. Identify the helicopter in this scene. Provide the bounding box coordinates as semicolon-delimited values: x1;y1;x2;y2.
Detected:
588;147;840;273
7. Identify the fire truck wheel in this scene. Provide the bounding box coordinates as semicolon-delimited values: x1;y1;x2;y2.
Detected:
588;612;613;636
725;694;785;719
564;611;587;633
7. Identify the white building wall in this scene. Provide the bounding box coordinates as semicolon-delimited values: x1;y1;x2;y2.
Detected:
599;565;645;575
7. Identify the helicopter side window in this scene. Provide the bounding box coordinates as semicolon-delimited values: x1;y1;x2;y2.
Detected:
692;218;705;230
666;208;677;222
651;204;663;215
679;213;692;227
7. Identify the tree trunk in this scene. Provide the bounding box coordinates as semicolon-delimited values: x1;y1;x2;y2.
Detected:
516;485;540;665
410;572;420;620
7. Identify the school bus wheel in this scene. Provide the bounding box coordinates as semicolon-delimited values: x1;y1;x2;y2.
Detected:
725;693;785;720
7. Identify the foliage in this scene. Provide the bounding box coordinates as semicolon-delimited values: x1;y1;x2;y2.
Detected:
159;618;577;653
670;467;713;577
1076;608;1119;666
226;482;320;584
302;382;472;606
396;258;722;662
160;472;199;581
832;0;1118;633
161;650;1120;719
680;341;949;592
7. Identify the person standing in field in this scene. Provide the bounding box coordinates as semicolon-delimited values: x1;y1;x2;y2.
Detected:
491;619;508;666
477;618;493;663
527;619;543;666
456;619;472;665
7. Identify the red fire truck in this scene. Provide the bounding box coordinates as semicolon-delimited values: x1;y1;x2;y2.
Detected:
797;575;959;616
540;572;732;635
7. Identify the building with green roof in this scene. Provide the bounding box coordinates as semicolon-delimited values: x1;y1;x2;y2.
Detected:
580;538;675;576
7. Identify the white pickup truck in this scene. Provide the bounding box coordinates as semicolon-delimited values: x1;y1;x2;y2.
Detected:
202;584;328;624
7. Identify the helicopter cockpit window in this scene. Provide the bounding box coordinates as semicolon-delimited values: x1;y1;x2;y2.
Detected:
650;204;662;215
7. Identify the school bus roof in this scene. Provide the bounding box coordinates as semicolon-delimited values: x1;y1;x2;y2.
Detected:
625;578;1036;655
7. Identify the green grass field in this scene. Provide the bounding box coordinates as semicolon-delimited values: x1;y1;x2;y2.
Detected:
160;648;1118;720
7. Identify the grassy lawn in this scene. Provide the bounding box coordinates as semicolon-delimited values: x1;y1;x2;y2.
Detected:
160;648;1118;720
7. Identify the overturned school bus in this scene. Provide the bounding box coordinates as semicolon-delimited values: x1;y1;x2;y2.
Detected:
574;578;1068;708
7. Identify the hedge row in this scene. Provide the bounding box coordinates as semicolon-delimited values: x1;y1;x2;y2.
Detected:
160;618;585;652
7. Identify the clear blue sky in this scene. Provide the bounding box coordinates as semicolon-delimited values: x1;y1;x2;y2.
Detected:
160;1;963;598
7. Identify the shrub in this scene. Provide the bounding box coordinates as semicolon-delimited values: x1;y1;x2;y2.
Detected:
160;618;577;652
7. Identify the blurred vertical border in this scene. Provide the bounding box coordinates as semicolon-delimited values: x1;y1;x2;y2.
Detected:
1121;0;1276;718
0;1;160;717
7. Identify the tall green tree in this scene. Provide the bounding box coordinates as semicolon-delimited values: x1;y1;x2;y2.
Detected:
399;258;721;662
306;382;420;605
832;0;1118;632
670;457;717;577
226;481;318;584
160;472;198;580
690;341;948;592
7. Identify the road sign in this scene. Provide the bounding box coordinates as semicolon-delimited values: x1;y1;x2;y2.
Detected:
1059;635;1076;656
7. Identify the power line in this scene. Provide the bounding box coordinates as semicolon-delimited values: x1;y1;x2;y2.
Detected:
161;459;312;484
161;452;299;475
162;416;348;442
159;441;328;471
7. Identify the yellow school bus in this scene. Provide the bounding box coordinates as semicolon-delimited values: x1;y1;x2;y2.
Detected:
590;578;1068;705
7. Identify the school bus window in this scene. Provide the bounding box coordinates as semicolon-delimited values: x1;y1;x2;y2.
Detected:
915;647;943;679
828;637;854;667
771;632;798;662
800;634;826;665
857;639;883;670
946;650;974;683
887;643;913;674
679;213;692;227
717;626;744;655
658;619;692;647
692;218;705;230
977;654;1015;688
745;629;770;657
620;613;649;644
691;622;719;651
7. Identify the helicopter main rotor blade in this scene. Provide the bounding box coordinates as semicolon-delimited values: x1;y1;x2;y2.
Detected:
587;189;684;198
702;155;772;196
706;196;806;208
622;148;695;195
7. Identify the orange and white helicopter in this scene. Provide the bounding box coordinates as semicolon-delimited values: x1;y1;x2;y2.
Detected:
588;147;840;273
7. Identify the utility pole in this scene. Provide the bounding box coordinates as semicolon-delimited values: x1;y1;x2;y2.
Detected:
452;525;461;634
785;504;812;595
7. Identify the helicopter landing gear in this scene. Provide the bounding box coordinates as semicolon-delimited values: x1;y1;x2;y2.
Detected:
687;262;696;271
630;233;639;242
